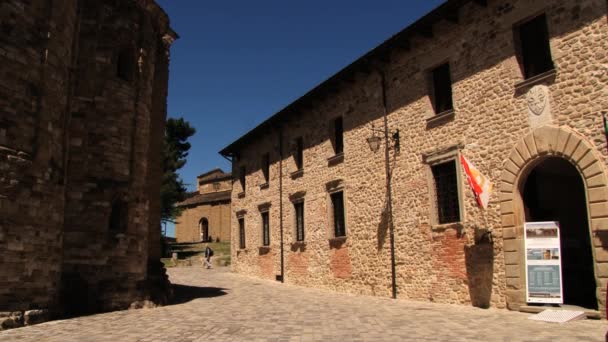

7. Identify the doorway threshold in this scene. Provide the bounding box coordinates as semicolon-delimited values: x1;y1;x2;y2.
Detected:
520;305;601;319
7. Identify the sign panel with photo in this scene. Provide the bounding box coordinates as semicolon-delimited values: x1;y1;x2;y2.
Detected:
524;221;563;304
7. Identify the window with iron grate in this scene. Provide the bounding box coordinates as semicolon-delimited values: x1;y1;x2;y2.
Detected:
431;160;460;224
294;201;305;242
331;191;346;237
261;212;270;246
239;218;246;249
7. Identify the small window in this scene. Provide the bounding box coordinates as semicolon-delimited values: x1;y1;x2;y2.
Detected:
294;201;305;242
515;14;554;79
239;166;246;192
262;153;270;184
431;160;461;224
116;49;135;81
213;182;221;191
239;218;246;249
430;63;453;114
333;117;344;155
261;212;270;246
109;200;128;232
331;191;346;237
295;137;304;170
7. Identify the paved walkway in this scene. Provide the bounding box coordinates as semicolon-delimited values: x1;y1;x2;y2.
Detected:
1;266;606;341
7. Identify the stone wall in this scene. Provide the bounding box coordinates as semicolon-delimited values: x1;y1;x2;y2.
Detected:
227;0;608;314
0;0;175;327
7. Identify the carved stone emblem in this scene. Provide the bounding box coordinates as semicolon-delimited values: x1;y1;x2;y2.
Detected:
527;85;548;116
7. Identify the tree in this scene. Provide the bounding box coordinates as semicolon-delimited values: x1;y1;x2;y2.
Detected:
161;117;196;224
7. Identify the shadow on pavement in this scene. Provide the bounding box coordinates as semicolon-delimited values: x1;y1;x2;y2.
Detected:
169;284;228;305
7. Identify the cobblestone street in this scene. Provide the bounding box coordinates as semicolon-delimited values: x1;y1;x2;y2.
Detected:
1;266;606;341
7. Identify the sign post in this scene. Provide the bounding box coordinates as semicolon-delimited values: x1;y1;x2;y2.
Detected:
524;221;563;304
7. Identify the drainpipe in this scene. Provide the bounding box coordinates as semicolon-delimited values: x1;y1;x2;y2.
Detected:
278;127;285;283
379;69;397;299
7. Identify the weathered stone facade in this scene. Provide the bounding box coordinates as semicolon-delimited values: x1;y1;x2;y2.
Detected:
221;0;608;316
0;0;176;328
175;169;232;243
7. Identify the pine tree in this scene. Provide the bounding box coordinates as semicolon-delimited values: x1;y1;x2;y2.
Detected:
161;117;196;224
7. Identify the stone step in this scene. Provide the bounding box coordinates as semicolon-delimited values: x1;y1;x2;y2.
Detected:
520;305;602;319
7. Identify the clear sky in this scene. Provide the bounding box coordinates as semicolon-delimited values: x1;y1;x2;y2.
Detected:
156;0;445;236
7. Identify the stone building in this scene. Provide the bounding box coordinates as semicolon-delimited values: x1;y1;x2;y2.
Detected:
175;169;232;243
0;0;176;328
220;0;608;317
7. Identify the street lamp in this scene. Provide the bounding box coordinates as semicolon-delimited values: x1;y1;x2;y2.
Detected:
367;119;400;300
367;124;400;153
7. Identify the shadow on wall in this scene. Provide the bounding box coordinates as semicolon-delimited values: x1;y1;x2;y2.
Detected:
169;285;228;305
464;243;494;309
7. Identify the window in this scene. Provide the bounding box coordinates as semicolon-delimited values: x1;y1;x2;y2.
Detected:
334;117;343;155
295;137;304;170
515;14;554;79
262;153;270;184
331;191;346;237
431;160;461;224
239;218;246;249
430;63;453;114
213;182;220;191
109;200;128;232
294;201;305;242
261;212;270;246
116;49;134;81
239;166;246;192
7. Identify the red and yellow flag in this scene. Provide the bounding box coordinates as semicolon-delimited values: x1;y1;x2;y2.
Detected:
460;155;493;209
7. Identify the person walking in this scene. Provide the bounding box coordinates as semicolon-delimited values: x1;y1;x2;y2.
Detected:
204;245;213;269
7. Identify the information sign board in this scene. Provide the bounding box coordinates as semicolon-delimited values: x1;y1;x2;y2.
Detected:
524;221;563;304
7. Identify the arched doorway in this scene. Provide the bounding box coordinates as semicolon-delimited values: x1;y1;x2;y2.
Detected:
521;157;597;309
200;218;209;242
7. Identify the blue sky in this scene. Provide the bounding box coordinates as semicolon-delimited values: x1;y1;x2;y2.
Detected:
157;0;445;236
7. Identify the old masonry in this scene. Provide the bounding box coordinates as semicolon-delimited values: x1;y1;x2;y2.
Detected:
0;0;176;329
221;0;608;317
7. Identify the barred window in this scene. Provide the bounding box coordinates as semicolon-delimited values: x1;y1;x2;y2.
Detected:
430;63;453;114
331;191;346;237
515;14;553;79
262;212;270;246
295;137;304;170
294;201;305;241
431;160;461;224
239;218;246;249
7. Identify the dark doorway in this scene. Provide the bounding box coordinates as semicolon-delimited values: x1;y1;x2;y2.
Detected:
522;157;597;309
200;218;209;242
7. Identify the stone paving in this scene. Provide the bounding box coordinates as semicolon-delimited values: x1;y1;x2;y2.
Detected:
1;266;606;341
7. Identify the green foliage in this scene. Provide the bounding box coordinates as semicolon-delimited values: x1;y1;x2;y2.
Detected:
161;117;196;224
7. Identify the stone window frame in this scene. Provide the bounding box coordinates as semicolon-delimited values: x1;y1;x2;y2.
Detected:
327;117;345;166
258;202;272;248
326;179;348;241
428;61;454;116
236;210;247;250
289;191;307;243
238;165;246;197
423;145;466;229
261;153;270;188
512;12;555;82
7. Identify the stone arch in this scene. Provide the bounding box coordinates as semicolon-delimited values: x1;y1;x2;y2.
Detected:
499;125;608;315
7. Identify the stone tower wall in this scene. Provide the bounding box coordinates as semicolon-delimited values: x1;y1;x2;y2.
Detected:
0;0;175;324
0;0;78;315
